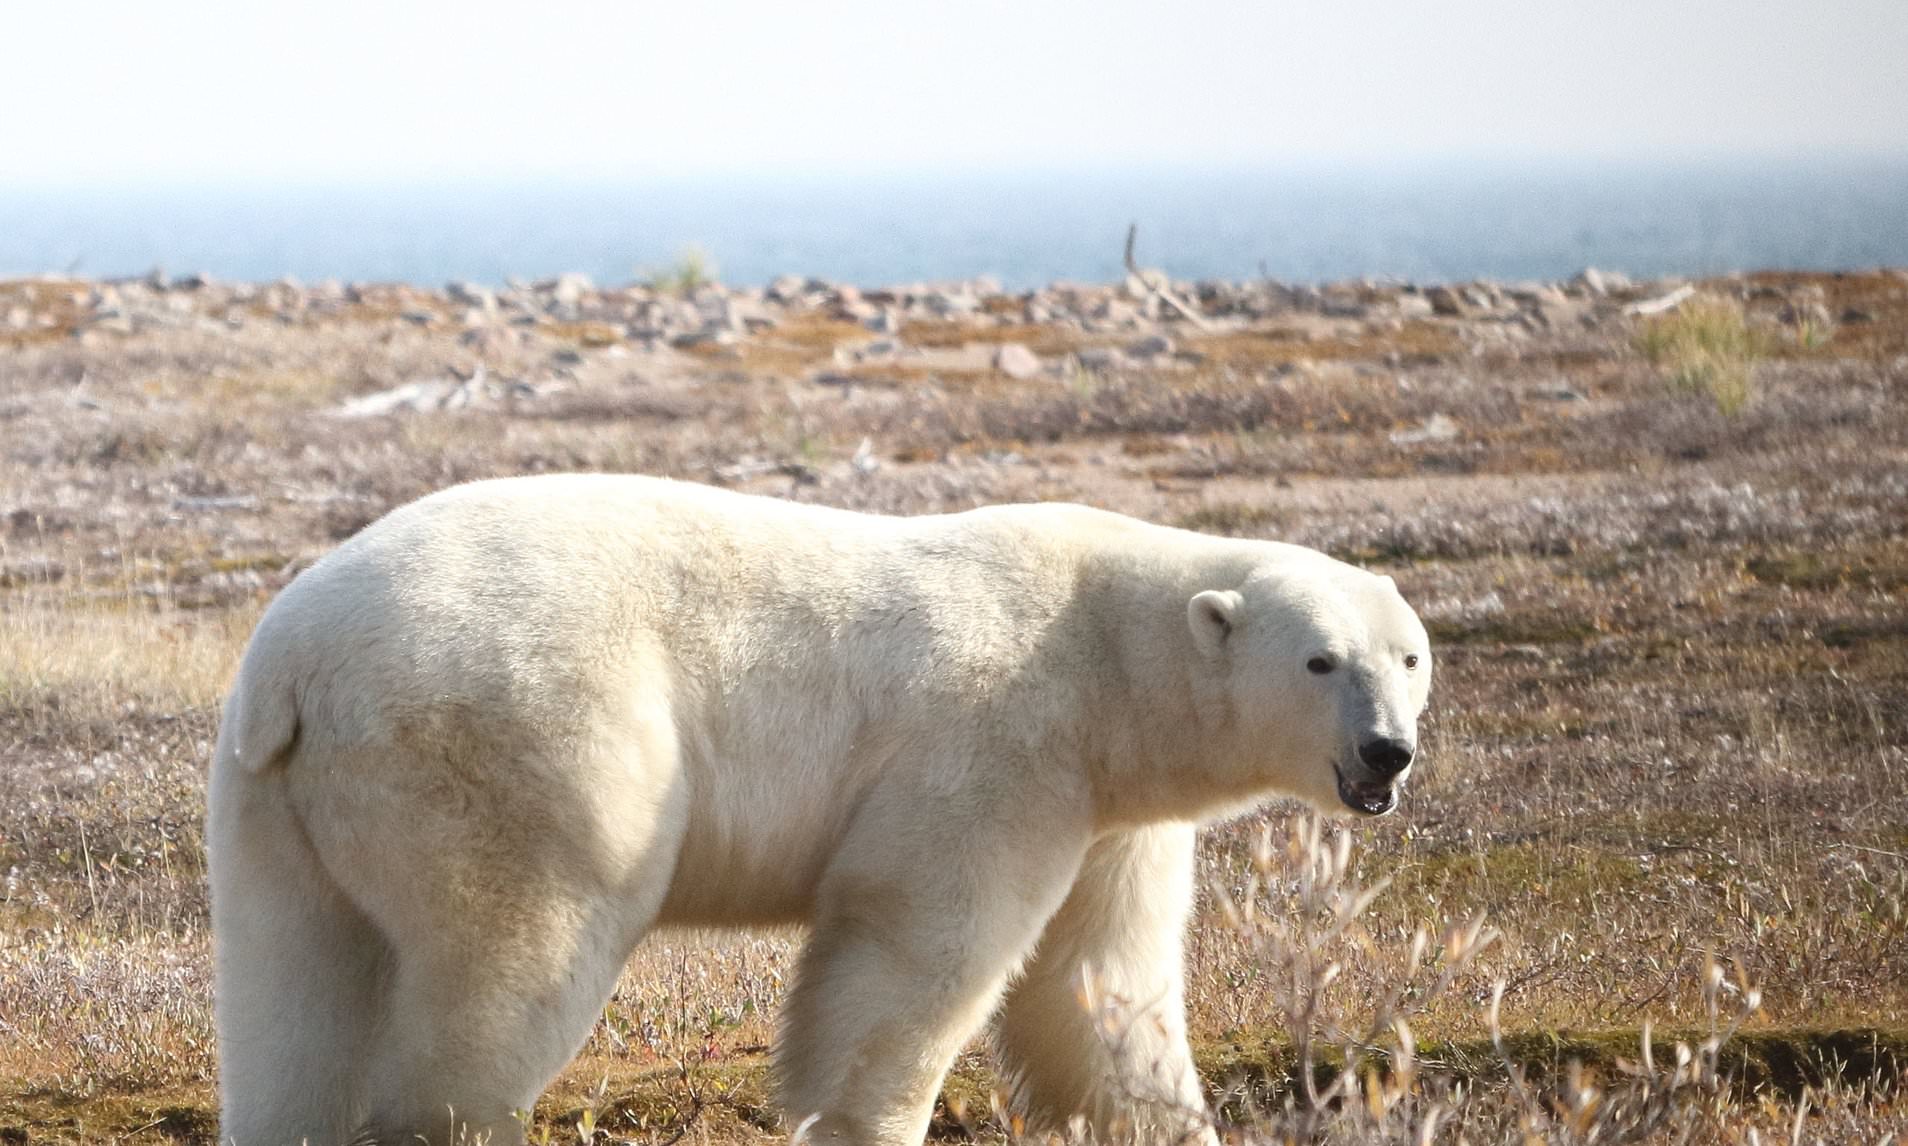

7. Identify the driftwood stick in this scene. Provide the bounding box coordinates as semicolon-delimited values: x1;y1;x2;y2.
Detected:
1123;223;1213;330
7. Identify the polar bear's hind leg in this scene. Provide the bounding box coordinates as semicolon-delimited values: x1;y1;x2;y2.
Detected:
209;761;392;1146
311;727;685;1146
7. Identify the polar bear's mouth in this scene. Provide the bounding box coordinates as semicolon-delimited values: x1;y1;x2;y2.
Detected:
1335;769;1398;816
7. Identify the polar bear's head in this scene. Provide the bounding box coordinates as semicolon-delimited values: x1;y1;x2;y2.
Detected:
1188;560;1431;817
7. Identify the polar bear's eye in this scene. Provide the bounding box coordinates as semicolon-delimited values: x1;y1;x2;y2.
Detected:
1306;656;1334;675
1404;654;1420;669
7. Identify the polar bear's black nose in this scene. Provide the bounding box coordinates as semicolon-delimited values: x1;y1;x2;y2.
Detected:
1358;737;1415;777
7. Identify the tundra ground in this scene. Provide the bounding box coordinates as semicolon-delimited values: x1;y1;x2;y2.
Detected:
2;269;1904;1142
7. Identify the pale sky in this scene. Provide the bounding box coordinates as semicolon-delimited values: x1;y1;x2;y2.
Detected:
4;0;1905;185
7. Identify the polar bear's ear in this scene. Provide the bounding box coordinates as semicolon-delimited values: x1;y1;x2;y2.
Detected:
1188;590;1243;658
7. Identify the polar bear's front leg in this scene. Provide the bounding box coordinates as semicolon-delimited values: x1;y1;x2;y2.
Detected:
993;822;1216;1145
776;780;1090;1146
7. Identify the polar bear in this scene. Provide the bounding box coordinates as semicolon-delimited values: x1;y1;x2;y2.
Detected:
208;474;1431;1146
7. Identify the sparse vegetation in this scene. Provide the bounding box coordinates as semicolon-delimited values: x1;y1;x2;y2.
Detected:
2;268;1904;1142
1635;295;1767;414
644;245;719;295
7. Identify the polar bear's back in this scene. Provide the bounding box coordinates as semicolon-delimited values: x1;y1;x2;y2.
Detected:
239;474;1321;747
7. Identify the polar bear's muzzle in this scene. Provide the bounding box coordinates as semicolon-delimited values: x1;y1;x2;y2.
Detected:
1334;736;1415;816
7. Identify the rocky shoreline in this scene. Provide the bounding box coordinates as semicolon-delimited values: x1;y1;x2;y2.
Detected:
8;263;1893;423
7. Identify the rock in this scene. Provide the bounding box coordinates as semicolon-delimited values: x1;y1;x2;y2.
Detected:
1509;283;1569;307
924;290;979;317
834;297;878;323
767;274;808;303
1572;267;1620;296
1393;294;1434;319
671;327;739;349
994;343;1042;380
1126;334;1175;359
1075;347;1126;371
1389;414;1460;445
77;311;134;336
1426;286;1468;317
1088;298;1142;328
1840;307;1876;324
447;281;498;311
1533;299;1589;331
460;326;523;355
865;309;902;335
698;296;751;333
550;272;593;308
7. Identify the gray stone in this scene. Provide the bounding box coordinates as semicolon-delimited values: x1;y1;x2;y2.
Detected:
1533;299;1589;331
671;327;739;349
924;290;979;317
1572;267;1632;296
1461;286;1499;311
447;281;497;311
767;274;808;303
1426;286;1468;317
1126;334;1175;359
1075;347;1126;371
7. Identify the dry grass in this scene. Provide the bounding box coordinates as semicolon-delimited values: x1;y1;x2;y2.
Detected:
1;270;1904;1143
0;598;256;721
1635;296;1768;414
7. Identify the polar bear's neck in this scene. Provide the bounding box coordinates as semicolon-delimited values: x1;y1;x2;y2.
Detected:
1065;534;1292;828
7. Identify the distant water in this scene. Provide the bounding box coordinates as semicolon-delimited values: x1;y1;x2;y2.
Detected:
4;159;1906;290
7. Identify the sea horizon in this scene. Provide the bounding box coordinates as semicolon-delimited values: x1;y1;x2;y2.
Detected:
5;155;1906;291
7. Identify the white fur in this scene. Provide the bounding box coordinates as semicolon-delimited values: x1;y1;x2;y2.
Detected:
207;474;1432;1146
